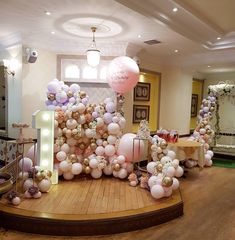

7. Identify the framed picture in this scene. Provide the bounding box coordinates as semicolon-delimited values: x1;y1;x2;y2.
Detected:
191;94;198;117
134;82;151;101
133;105;150;123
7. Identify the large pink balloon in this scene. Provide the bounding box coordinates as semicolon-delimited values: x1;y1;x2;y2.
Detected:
107;56;139;93
117;133;144;162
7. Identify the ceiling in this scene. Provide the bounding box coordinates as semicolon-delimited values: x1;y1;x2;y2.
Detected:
0;0;235;74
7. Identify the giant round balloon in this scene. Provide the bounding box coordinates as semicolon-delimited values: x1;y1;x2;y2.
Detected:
107;56;139;93
117;133;144;162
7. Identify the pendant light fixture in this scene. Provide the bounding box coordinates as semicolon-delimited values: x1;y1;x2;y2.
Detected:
86;27;100;67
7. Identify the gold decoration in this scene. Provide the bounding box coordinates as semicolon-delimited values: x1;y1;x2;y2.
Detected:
90;143;97;150
72;112;80;120
83;123;88;129
162;176;173;187
113;163;121;171
156;163;163;172
84;166;91;174
46;170;52;178
86;107;93;113
79;143;86;150
69;154;77;162
84;158;89;166
36;172;43;181
102;133;108;139
210;107;215;112
47;93;55;101
80;91;86;99
90;139;96;143
60;122;66;129
67;91;73;98
160;141;168;149
74;134;80;140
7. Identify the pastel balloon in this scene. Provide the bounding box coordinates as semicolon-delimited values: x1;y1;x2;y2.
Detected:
107;123;120;135
63;171;74;180
167;150;176;160
89;158;98;169
107;135;117;145
151;185;164;199
103;164;113;175
103;112;113;124
38;179;52;192
148;176;159;188
66;119;78;129
26;144;38;163
172;178;179;190
71;163;83;175
105;102;116;113
147;161;157;174
59;161;72;172
118;168;128;179
70;83;80;93
107;56;139;93
47;81;60;93
95;146;105;156
104;144;116;157
117;155;126;164
56;91;67;103
175;166;184;177
19;157;33;172
56;151;67;162
91;168;103;179
117;133;144;162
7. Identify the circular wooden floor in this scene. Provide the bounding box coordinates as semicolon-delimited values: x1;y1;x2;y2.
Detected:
0;176;183;236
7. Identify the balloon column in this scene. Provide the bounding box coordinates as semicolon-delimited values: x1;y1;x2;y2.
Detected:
187;92;216;167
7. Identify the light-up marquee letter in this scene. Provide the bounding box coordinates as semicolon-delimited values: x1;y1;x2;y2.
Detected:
32;110;54;172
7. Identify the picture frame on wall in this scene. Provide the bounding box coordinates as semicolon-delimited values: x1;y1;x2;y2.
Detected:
133;105;150;123
191;94;198;117
134;82;151;101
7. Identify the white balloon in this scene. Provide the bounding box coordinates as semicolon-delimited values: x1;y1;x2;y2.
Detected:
38;179;52;192
91;168;103;179
117;155;126;164
147;162;157;174
167;150;176;160
63;171;74;180
166;166;176;177
105;144;116;157
89;158;98;169
151;185;164;199
172;178;179;190
71;163;83;175
175;166;184;177
118;168;128;179
103;164;113;175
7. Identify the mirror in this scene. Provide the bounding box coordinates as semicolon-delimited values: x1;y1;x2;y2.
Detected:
0;65;8;136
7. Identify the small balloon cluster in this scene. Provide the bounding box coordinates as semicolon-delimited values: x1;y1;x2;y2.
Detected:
187;94;216;167
18;157;52;199
146;135;183;199
6;190;21;206
45;79;141;180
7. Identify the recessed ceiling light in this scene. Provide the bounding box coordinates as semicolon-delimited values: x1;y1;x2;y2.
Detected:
51;31;55;34
217;37;221;40
138;34;142;38
174;49;179;53
45;11;51;15
173;7;178;12
207;65;211;68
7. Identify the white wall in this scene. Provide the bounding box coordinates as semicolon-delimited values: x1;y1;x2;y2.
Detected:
0;44;22;138
22;48;56;138
159;67;192;135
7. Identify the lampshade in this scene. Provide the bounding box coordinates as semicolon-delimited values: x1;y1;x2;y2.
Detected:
86;27;100;67
86;49;100;67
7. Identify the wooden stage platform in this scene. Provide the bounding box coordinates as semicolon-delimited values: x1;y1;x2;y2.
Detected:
0;176;183;236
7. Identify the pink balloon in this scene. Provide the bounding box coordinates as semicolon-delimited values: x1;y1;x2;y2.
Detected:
117;133;144;162
107;56;139;93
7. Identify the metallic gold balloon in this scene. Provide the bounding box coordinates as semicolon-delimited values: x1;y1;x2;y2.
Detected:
67;91;73;98
72;112;80;120
210;107;215;112
211;102;216;107
156;163;163;172
162;176;173;187
46;170;52;178
86;107;93;113
207;129;212;135
74;134;80;140
83;158;89;166
69;154;77;162
79;143;86;150
60;122;66;129
90;139;96;143
102;133;108;139
84;166;91;174
36;172;43;181
83;123;88;129
160;141;168;149
113;163;121;171
80;91;86;99
47;93;55;101
90;143;97;151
